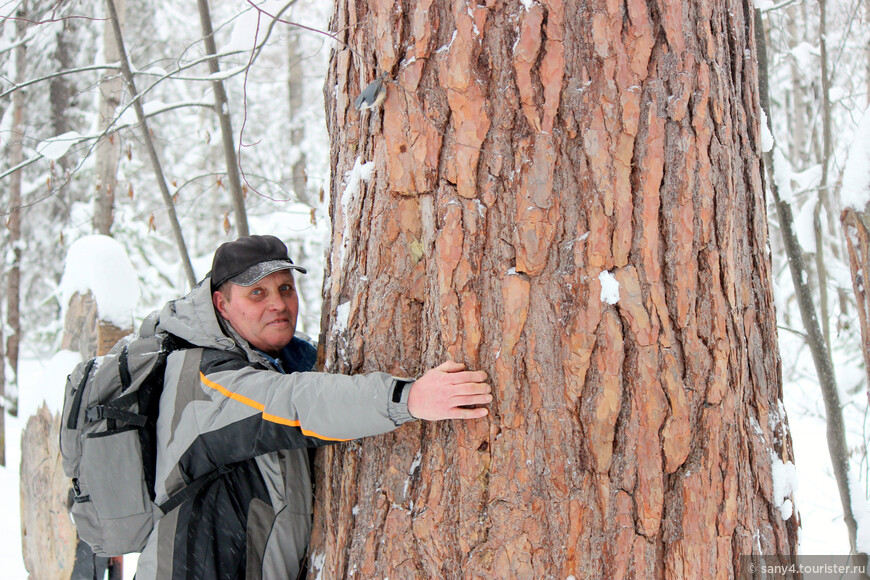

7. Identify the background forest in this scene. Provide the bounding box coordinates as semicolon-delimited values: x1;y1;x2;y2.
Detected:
0;0;869;574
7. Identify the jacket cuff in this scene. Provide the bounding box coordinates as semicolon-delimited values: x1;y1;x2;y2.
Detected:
387;378;416;425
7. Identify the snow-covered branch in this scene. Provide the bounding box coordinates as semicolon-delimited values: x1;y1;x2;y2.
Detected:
0;101;214;186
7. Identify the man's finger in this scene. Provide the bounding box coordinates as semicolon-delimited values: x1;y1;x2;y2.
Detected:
448;383;491;397
435;360;466;373
448;406;489;420
454;394;493;406
445;370;488;384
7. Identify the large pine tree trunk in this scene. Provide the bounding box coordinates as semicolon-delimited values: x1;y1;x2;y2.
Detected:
310;0;798;576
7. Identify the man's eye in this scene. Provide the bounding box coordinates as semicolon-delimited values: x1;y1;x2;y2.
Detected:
250;289;263;296
280;284;295;292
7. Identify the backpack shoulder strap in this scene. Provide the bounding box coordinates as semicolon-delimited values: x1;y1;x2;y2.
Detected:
67;358;98;430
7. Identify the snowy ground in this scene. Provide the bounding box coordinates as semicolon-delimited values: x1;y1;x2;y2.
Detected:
0;343;859;578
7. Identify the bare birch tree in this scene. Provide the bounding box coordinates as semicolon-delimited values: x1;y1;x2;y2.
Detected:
756;8;864;558
105;0;196;287
93;0;125;235
287;23;311;206
197;0;249;237
3;0;29;464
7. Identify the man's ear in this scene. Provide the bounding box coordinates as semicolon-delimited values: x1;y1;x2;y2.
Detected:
212;290;228;320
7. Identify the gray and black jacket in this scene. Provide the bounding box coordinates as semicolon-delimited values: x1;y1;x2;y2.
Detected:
134;279;415;579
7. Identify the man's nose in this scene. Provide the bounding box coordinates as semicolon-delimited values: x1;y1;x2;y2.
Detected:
266;293;287;311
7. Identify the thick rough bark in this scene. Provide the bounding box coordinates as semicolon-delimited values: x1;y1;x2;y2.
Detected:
311;0;798;577
60;292;128;361
20;405;77;578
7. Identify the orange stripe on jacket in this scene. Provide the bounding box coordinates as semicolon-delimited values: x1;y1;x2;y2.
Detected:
199;372;350;442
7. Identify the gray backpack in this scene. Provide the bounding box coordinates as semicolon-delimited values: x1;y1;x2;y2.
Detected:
60;320;220;556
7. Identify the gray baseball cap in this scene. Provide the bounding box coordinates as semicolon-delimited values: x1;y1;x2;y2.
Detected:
210;235;306;290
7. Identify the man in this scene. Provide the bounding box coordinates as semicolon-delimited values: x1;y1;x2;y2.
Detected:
134;235;491;579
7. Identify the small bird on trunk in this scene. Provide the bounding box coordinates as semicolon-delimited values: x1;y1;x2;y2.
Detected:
354;72;388;111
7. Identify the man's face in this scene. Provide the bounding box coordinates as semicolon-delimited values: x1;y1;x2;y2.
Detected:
212;269;299;355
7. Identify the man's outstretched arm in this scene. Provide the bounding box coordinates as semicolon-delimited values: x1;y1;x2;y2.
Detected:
407;361;492;421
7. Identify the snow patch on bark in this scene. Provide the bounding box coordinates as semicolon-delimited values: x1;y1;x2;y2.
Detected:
311;551;326;580
760;109;774;153
771;451;799;520
403;451;422;499
340;157;375;269
334;301;351;333
598;270;620;304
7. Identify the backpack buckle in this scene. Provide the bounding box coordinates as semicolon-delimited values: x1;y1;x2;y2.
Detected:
71;478;90;503
85;405;104;422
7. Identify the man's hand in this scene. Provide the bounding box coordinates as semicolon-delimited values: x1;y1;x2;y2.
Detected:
407;361;492;421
